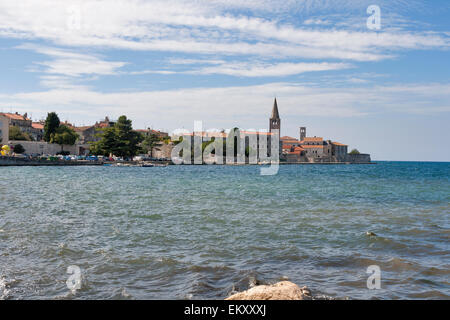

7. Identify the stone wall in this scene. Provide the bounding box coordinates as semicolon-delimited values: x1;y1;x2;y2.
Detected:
0;156;102;166
151;142;174;159
9;141;80;155
345;153;371;163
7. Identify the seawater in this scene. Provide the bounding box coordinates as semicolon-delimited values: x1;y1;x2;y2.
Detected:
0;162;449;299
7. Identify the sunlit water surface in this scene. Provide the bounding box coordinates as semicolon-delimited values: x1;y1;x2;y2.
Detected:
0;162;449;299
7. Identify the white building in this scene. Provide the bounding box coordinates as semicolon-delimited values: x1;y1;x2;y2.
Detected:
0;114;9;145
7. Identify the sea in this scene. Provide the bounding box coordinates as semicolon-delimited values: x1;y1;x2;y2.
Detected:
0;162;449;300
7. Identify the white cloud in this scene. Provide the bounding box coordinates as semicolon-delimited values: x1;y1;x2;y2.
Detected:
1;82;449;130
17;45;127;77
167;58;225;65
0;0;447;62
128;61;352;77
192;62;352;77
303;18;331;25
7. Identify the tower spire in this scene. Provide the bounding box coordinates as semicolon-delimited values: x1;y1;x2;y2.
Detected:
269;98;280;134
271;98;280;119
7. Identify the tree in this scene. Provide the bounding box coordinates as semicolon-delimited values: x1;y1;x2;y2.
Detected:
141;132;161;155
9;126;31;141
44;112;60;142
113;116;143;158
13;144;25;154
89;116;143;159
90;127;117;156
50;125;79;153
349;149;360;155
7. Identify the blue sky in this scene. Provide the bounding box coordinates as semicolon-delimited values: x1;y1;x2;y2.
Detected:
0;0;449;161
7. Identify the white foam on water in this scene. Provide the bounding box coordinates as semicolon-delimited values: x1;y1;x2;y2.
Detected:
0;276;10;300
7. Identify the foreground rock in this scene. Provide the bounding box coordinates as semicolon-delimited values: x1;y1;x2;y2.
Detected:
226;281;312;300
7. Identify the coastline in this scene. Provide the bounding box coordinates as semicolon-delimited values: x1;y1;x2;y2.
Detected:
0;156;375;167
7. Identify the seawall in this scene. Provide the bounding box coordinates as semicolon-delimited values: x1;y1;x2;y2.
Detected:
0;156;102;166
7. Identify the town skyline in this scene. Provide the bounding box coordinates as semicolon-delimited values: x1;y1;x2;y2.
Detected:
0;1;449;162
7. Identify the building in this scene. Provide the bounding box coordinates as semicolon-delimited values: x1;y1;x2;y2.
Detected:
301;137;324;159
0;112;46;142
0;112;34;139
135;128;169;140
269;98;281;134
0;112;32;128
73;125;98;144
300;127;306;141
73;117;116;144
0;114;9;145
330;141;348;160
30;122;44;141
173;100;281;163
278;117;368;162
285;146;305;162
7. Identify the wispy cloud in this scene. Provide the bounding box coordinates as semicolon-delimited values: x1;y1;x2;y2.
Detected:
1;82;449;129
0;0;448;63
15;44;127;89
128;61;352;77
191;62;352;77
17;44;126;77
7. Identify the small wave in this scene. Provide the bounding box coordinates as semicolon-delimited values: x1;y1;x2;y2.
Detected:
408;290;450;299
420;267;450;277
131;213;162;220
187;264;232;273
154;256;179;266
0;276;11;300
385;257;419;272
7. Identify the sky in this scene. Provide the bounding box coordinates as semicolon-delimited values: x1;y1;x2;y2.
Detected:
0;0;449;161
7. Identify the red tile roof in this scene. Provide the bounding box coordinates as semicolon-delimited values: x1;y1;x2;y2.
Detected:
332;141;348;146
0;113;30;121
280;136;298;141
31;123;44;130
303;137;323;142
301;145;323;149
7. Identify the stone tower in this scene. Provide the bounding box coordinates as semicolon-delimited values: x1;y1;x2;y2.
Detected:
269;98;280;133
300;127;306;141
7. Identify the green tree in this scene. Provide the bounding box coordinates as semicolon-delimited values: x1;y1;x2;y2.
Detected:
173;136;183;145
13;144;25;154
50;125;79;153
44;112;60;142
141;132;161;155
90;127;117;156
89;116;143;159
349;149;360;155
9;126;31;141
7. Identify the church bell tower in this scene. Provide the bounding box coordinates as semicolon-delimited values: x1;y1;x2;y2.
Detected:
269;98;280;133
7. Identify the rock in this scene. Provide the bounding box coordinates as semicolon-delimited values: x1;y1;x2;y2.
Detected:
366;231;377;237
226;281;312;300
